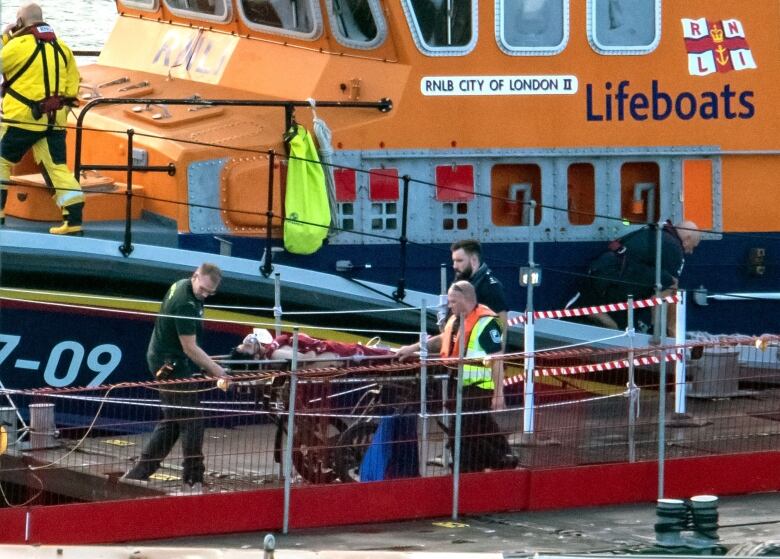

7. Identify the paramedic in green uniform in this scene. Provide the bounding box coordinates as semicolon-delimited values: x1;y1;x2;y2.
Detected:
123;263;230;491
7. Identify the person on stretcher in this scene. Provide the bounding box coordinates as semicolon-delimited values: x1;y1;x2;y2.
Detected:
229;329;394;369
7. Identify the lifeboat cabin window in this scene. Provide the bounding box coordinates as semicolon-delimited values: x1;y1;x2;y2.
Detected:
491;164;542;227
587;0;660;54
325;0;386;49
620;162;660;224
164;0;231;21
369;168;399;232
403;0;477;55
496;0;569;56
567;163;595;226
120;0;158;10
239;0;322;38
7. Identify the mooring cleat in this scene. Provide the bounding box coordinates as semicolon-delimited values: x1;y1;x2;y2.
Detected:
49;222;84;236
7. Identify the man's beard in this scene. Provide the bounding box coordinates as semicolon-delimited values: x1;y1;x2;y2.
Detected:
454;264;473;281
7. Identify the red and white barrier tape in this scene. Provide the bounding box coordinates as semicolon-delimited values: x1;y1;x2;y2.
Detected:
507;293;682;327
503;350;684;385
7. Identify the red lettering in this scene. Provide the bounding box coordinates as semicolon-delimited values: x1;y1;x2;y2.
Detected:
697;56;708;73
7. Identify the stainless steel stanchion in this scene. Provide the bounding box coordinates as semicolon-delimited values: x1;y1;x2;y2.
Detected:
282;328;299;534
419;300;429;476
627;297;638;462
452;315;465;520
657;303;668;499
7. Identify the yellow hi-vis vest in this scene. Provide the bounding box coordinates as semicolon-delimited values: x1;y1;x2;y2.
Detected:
441;304;498;389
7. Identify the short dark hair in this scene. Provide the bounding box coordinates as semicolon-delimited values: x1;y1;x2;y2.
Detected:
450;239;482;260
198;262;222;283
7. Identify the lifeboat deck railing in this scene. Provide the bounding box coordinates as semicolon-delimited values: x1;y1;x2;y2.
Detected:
72;96;392;261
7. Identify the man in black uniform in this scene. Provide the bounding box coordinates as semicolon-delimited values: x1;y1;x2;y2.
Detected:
450;239;508;332
123;263;230;491
575;220;701;331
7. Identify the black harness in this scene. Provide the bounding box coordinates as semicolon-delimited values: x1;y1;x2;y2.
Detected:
2;23;73;124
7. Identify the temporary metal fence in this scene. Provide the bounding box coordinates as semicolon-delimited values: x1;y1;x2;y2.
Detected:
1;333;779;527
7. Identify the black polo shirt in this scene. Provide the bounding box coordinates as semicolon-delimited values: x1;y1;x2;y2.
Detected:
147;278;203;375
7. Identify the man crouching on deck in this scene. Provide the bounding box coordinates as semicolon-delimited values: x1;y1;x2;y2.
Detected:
397;280;516;472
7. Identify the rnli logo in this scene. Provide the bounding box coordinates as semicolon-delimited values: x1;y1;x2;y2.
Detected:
682;18;757;76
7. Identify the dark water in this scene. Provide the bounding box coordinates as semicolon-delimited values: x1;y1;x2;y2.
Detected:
1;0;117;52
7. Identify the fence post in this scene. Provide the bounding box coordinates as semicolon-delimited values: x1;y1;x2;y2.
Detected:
419;300;429;477
627;296;637;462
119;128;135;257
657;303;668;500
274;272;283;337
282;328;299;534
452;315;465;520
523;312;535;435
675;291;687;414
653;222;663;341
523;211;537;437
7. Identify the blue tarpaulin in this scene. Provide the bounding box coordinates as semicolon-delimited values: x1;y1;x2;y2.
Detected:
359;415;419;482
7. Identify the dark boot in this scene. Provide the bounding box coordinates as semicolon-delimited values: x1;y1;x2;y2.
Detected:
0;189;7;226
50;201;84;236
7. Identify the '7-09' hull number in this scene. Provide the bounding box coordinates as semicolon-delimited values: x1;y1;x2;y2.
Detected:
0;334;122;388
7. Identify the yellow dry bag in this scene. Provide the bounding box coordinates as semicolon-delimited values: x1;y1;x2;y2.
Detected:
284;125;330;254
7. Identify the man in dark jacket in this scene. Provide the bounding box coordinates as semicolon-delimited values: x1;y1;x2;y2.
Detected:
575;220;701;331
450;239;508;332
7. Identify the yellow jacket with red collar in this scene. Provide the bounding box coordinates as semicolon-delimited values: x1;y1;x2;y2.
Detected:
1;23;79;130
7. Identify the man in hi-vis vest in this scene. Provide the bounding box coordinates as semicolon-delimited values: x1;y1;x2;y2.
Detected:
398;281;516;471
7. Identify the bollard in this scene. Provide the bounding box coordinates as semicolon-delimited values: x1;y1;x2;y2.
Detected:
654;498;687;547
29;403;58;449
687;494;720;548
263;533;276;559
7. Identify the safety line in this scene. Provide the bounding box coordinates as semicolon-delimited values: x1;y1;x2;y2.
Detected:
507;293;682;326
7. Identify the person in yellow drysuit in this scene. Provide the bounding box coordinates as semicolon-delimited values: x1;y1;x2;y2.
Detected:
1;2;84;235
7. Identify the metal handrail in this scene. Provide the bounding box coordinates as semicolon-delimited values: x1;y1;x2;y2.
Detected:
72;96;393;265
